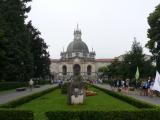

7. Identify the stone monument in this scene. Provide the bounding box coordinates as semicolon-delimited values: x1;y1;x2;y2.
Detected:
68;75;85;105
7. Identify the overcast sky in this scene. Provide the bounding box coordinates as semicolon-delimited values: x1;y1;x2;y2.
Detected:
27;0;160;59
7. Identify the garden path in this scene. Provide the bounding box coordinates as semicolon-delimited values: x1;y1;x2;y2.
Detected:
95;84;160;106
0;84;58;104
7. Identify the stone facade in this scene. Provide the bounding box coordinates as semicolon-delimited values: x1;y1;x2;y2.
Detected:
50;25;114;80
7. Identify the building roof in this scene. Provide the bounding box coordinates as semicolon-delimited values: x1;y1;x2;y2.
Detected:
67;25;89;54
96;58;114;62
67;40;89;53
50;59;59;62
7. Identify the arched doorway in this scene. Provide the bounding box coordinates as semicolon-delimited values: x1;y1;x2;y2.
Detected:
62;65;67;75
73;64;81;75
87;65;92;75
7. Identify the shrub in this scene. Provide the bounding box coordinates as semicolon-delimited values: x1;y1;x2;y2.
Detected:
0;82;27;91
92;85;156;108
0;109;33;120
35;80;51;85
1;86;58;108
46;109;160;120
61;82;69;94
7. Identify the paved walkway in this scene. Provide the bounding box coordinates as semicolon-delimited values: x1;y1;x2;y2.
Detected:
0;84;57;105
95;84;160;106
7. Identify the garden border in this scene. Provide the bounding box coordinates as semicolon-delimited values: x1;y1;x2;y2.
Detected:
0;109;34;120
46;109;160;120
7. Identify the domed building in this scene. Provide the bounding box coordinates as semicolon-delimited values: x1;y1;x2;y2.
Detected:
50;25;113;80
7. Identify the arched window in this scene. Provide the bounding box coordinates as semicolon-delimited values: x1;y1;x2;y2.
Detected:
87;65;92;75
62;65;67;75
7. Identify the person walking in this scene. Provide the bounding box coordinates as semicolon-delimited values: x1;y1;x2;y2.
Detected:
29;79;34;91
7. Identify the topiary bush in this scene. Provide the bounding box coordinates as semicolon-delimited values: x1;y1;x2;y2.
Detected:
46;109;160;120
0;109;33;120
0;82;27;91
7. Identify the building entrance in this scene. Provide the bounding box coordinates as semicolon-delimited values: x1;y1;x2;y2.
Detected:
73;64;81;75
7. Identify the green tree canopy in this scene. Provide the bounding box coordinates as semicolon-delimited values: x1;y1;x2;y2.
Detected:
146;4;160;72
0;0;51;81
108;40;155;79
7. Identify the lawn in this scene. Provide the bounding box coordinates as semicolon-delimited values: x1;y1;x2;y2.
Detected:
16;87;137;120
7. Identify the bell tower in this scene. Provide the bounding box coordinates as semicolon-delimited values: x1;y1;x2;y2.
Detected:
74;24;82;40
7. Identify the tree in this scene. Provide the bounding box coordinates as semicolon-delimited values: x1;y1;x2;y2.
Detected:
123;40;145;79
27;22;51;79
108;59;122;78
0;0;50;82
0;0;33;81
146;4;160;72
0;16;8;80
108;40;155;80
98;66;109;79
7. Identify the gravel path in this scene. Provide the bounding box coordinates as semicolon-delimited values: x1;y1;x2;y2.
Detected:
95;84;160;106
0;84;58;105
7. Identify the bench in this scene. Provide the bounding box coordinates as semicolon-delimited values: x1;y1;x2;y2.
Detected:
34;85;41;88
16;87;26;92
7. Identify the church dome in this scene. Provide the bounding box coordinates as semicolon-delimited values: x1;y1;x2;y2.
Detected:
67;40;89;53
67;25;89;54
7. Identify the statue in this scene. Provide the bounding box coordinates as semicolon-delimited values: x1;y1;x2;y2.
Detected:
68;75;85;105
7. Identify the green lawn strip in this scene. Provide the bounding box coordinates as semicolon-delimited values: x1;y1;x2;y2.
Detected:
16;87;137;120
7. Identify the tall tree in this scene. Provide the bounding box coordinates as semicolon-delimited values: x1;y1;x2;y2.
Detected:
27;22;50;79
108;40;155;79
0;16;8;80
0;0;33;81
146;4;160;72
123;40;145;79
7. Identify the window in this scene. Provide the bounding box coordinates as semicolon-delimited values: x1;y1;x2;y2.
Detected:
87;65;92;75
62;65;67;75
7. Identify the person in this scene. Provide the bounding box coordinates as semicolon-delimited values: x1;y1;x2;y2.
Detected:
29;79;34;91
121;80;125;89
144;80;149;96
140;80;146;96
148;78;155;97
124;79;129;94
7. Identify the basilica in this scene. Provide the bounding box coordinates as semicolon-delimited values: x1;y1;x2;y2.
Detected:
50;25;113;80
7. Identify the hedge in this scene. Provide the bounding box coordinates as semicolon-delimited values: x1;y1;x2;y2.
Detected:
61;82;69;94
0;86;58;108
92;85;157;109
0;82;27;91
0;109;33;120
46;109;160;120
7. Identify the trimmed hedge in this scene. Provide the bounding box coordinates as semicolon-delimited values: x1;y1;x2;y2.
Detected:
0;109;33;120
92;85;157;108
0;86;58;108
0;82;27;91
46;109;160;120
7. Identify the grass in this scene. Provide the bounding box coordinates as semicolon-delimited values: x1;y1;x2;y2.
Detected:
16;87;137;120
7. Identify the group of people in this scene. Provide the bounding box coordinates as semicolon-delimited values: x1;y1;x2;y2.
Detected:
111;79;129;90
140;78;155;97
